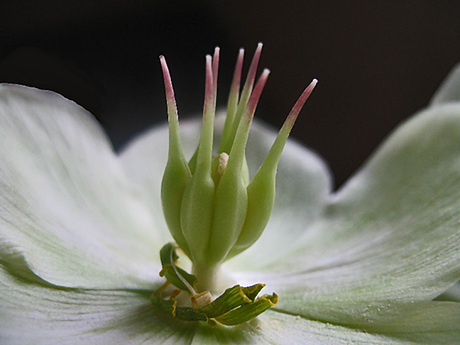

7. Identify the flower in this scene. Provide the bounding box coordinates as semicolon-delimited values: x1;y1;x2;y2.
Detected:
0;45;459;343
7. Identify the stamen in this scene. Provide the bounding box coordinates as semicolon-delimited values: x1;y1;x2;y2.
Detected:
170;248;197;296
217;153;229;176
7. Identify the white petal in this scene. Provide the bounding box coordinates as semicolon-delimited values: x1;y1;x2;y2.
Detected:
192;311;395;344
192;303;460;345
437;282;460;302
360;302;460;343
3;261;457;344
430;63;460;106
0;265;196;344
238;103;460;325
0;84;161;289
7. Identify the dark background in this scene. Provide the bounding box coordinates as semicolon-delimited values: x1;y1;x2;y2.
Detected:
1;1;459;188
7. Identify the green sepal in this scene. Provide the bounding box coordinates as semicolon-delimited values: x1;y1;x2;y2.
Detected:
198;284;252;318
159;243;198;292
150;292;175;315
151;280;277;326
150;294;207;322
197;283;265;318
197;283;275;326
154;244;277;326
175;305;208;322
241;283;265;301
214;293;278;326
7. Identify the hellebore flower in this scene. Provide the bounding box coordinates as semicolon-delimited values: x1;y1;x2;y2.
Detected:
0;44;459;343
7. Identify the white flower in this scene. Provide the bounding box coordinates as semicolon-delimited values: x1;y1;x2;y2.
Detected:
0;48;459;344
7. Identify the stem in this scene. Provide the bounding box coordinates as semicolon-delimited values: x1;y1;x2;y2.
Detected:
192;263;222;293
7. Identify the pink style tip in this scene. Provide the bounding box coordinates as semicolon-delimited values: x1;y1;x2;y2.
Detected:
159;55;178;117
203;55;215;117
285;78;318;127
243;69;271;122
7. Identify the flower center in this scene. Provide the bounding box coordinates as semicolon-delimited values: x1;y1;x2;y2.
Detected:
152;44;316;326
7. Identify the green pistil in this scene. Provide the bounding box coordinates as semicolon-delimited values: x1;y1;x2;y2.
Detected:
156;45;317;324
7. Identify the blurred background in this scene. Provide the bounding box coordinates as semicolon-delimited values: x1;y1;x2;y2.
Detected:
1;0;459;188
